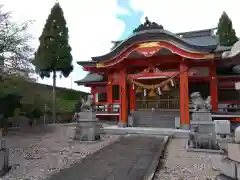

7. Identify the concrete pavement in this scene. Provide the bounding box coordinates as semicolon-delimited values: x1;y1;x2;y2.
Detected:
47;135;168;180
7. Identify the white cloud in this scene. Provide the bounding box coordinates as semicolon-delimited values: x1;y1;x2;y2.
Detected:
1;0;125;92
131;0;240;35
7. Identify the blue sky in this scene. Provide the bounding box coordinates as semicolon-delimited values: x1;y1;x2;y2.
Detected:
2;0;240;92
116;0;143;40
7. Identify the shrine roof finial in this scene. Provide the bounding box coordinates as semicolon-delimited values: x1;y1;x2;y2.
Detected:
133;17;164;33
145;16;149;23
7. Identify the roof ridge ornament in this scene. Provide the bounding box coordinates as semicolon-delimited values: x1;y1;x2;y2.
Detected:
133;17;164;33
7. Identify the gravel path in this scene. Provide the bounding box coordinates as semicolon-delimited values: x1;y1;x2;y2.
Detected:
1;124;120;180
154;138;221;180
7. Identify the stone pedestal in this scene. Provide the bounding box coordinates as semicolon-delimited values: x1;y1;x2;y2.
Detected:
214;126;240;180
192;112;212;121
188;112;219;150
74;111;101;141
191;120;214;134
191;112;214;133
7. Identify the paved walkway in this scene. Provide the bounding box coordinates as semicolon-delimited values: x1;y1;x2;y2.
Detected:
47;135;166;180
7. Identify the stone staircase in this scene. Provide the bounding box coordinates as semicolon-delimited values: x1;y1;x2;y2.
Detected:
134;110;180;128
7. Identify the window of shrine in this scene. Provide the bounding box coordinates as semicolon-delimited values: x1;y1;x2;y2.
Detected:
97;92;107;103
219;89;240;101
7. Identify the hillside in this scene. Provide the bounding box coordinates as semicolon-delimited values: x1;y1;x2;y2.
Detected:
0;75;89;114
30;82;89;113
33;82;88;101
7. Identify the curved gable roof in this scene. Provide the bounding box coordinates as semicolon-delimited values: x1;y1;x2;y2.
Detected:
91;29;218;62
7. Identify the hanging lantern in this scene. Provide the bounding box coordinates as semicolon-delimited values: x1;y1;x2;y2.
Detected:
143;89;147;96
136;86;142;93
157;87;162;95
162;83;170;91
170;79;174;87
148;88;156;97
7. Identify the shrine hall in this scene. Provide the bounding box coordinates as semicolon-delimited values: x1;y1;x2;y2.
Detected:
76;18;240;129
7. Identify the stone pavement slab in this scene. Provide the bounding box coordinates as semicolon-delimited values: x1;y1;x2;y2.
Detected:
47;135;166;180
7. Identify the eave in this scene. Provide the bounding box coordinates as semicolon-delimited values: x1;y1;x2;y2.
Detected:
77;61;96;67
75;81;106;86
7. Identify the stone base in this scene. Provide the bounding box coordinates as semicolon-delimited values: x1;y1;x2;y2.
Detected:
228;143;240;163
174;117;180;129
74;120;101;142
215;157;240;179
128;115;134;127
187;133;219;151
186;142;222;153
118;121;127;128
181;124;189;130
237;163;240;180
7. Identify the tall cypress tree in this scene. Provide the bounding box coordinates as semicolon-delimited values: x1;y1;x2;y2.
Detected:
217;11;238;46
33;2;73;123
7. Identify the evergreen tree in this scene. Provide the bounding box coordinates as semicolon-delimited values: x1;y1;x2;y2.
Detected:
217;11;238;46
33;2;73;123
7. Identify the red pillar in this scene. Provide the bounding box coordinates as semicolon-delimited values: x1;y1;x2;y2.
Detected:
129;85;136;111
119;68;128;127
107;74;113;112
209;62;218;112
180;60;190;129
91;87;96;103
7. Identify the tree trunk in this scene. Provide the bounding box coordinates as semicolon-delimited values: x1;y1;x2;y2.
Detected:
52;71;56;123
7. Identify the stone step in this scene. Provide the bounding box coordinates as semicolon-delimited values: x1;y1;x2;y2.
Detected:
103;126;189;137
132;110;178;128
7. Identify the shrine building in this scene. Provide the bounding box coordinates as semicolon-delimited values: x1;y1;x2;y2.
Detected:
76;18;240;129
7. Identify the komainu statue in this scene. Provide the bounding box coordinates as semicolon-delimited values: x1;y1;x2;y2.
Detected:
81;94;95;111
190;92;211;112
